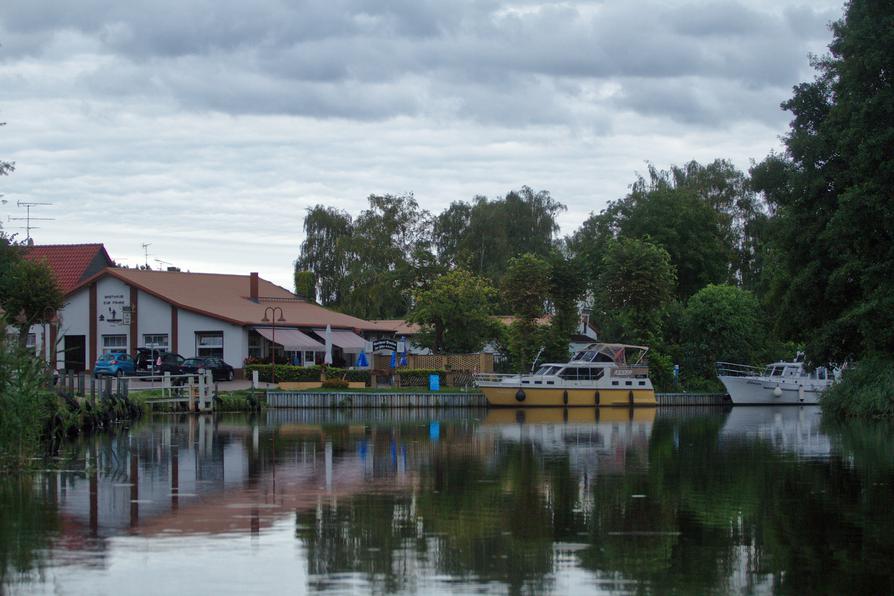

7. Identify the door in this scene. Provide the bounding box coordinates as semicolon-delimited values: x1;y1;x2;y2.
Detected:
64;335;87;372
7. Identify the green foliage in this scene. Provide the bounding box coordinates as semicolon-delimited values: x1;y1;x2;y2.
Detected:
245;364;324;383
408;268;498;353
0;251;64;346
502;254;551;371
595;238;677;345
294;270;316;302
821;357;894;419
295;205;352;306
680;284;765;380
753;1;894;364
0;335;56;468
322;378;350;389
541;252;586;363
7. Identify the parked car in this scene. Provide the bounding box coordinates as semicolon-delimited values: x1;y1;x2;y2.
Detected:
93;352;137;378
181;357;235;382
156;352;186;375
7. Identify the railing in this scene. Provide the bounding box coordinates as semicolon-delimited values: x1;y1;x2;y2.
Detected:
473;373;520;383
716;362;764;377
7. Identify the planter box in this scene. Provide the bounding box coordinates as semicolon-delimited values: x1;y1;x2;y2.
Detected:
279;381;324;390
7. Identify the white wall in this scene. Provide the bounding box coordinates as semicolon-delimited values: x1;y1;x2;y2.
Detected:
176;309;246;365
51;287;92;368
95;276;132;357
137;290;171;348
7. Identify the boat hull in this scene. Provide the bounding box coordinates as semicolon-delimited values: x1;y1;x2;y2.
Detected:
479;385;656;407
718;375;825;405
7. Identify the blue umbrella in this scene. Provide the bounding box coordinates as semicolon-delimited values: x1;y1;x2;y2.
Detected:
389;350;397;368
356;351;368;367
399;347;408;367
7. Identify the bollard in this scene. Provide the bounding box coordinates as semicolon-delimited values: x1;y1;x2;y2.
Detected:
188;376;196;412
197;373;205;412
205;370;214;411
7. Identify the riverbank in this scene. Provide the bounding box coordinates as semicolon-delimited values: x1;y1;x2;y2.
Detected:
821;356;894;418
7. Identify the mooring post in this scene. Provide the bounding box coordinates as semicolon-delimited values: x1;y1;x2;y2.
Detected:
198;373;205;412
188;376;195;411
89;375;96;404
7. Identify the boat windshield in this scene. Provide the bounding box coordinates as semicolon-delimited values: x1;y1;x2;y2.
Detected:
534;366;559;376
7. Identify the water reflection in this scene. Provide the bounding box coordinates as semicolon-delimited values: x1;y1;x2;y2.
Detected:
2;407;894;594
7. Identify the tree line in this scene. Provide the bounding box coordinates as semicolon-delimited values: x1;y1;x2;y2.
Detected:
298;0;889;387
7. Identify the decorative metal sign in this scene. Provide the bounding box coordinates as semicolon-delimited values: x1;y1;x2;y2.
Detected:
372;339;397;352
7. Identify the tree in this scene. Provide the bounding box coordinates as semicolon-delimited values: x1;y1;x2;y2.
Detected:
407;269;498;354
295;206;352;306
753;0;894;363
680;284;765;381
0;121;14;178
501;254;552;371
541;252;586;363
595;238;676;345
0;252;64;347
294;270;316;302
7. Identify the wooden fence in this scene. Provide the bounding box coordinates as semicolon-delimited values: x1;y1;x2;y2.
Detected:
267;391;488;409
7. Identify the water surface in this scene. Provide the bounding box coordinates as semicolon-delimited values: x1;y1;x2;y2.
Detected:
2;406;893;595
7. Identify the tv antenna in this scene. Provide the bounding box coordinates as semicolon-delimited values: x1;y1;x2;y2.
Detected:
8;201;54;241
154;258;174;270
141;243;151;268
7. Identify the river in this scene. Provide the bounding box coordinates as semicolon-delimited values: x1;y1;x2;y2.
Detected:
2;406;892;594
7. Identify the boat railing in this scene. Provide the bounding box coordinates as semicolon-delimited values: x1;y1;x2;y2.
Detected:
716;362;764;377
473;373;520;383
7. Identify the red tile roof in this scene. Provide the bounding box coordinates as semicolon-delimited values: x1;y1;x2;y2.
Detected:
23;244;113;294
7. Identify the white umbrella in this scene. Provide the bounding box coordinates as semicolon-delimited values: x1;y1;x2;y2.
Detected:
324;324;333;365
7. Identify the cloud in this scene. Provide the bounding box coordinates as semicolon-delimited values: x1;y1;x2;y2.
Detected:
0;0;844;287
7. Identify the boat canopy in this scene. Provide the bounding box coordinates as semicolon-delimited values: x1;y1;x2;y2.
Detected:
571;343;649;366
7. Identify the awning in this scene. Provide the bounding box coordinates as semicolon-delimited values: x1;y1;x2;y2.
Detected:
315;329;368;352
256;328;324;351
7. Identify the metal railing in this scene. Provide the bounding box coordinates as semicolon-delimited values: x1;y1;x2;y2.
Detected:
716;362;765;377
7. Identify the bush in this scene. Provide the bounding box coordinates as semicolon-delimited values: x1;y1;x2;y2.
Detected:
324;367;371;384
322;378;349;389
245;364;323;383
821;356;894;418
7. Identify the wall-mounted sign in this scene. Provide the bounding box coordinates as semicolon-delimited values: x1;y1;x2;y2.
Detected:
372;339;397;352
101;293;127;325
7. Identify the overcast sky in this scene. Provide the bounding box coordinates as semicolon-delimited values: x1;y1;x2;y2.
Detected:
0;0;843;289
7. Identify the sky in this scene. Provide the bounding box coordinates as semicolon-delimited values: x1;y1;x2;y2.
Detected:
0;0;844;289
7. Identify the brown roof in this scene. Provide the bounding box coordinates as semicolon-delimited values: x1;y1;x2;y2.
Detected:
23;243;113;294
72;268;380;330
367;319;421;335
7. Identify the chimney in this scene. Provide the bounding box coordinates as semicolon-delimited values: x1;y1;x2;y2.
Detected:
249;272;259;302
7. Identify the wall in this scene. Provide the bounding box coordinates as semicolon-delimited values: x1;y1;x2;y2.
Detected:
176;309;246;365
136;290;172;348
95;276;132;356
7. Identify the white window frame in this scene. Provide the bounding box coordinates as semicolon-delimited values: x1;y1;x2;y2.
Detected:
195;331;224;358
143;333;169;351
102;334;128;354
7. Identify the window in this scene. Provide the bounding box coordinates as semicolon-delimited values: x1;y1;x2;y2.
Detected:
102;334;127;354
248;332;262;358
196;332;224;358
26;333;37;350
143;334;169;351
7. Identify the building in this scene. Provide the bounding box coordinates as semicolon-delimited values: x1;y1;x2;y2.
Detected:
50;267;381;374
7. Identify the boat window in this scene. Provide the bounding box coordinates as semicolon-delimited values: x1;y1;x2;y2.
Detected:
611;381;619;386
638;381;646;386
770;367;782;377
535;366;556;376
625;381;632;386
560;368;581;380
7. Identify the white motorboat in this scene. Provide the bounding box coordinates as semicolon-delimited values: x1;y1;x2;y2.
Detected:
716;354;835;405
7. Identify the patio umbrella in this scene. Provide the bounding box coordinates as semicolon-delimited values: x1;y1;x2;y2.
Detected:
356;351;368;367
389;350;396;368
324;324;333;365
399;343;408;367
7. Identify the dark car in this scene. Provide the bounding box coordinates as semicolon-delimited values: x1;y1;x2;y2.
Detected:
153;352;186;375
135;347;166;372
181;357;235;382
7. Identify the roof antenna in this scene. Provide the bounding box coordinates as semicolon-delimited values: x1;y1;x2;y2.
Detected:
8;201;54;242
141;243;151;269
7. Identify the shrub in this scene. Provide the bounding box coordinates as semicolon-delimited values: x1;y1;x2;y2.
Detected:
822;357;894;418
322;378;349;389
323;367;371;384
245;364;323;383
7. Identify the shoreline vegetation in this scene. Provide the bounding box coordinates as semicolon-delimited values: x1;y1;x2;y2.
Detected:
821;358;894;419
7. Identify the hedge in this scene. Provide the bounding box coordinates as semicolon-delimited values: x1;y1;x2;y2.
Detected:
244;364;373;385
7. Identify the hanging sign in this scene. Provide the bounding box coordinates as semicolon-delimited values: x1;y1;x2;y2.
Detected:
372;339;397;352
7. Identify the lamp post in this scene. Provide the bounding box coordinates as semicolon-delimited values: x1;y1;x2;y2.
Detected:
261;306;285;383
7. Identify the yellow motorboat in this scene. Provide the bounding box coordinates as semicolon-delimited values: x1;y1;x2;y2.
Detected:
474;343;657;407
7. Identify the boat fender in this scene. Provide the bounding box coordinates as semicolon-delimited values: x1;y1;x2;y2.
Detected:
773;386;782;397
562;390;568;405
515;389;526;402
595;391;600;406
628;390;634;406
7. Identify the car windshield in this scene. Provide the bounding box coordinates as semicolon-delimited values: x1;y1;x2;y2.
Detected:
184;359;204;367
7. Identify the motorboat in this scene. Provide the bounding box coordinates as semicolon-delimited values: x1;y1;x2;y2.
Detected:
716;354;834;405
474;343;657;407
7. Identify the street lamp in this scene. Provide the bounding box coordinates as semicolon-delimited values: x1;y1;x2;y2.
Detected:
261;306;285;383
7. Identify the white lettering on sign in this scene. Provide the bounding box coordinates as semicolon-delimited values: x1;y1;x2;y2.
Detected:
101;294;128;326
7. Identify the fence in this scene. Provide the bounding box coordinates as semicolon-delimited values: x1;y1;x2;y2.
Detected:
371;352;494;373
267;390;487;409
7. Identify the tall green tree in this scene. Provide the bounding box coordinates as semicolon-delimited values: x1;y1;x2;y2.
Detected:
407;269;498;353
501;254;552;371
541;252;586;363
0;251;64;348
680;284;765;381
753;0;894;363
293;270;316;302
594;238;677;346
295;206;352;306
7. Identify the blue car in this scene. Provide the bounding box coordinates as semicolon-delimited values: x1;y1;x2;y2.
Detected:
93;352;136;378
